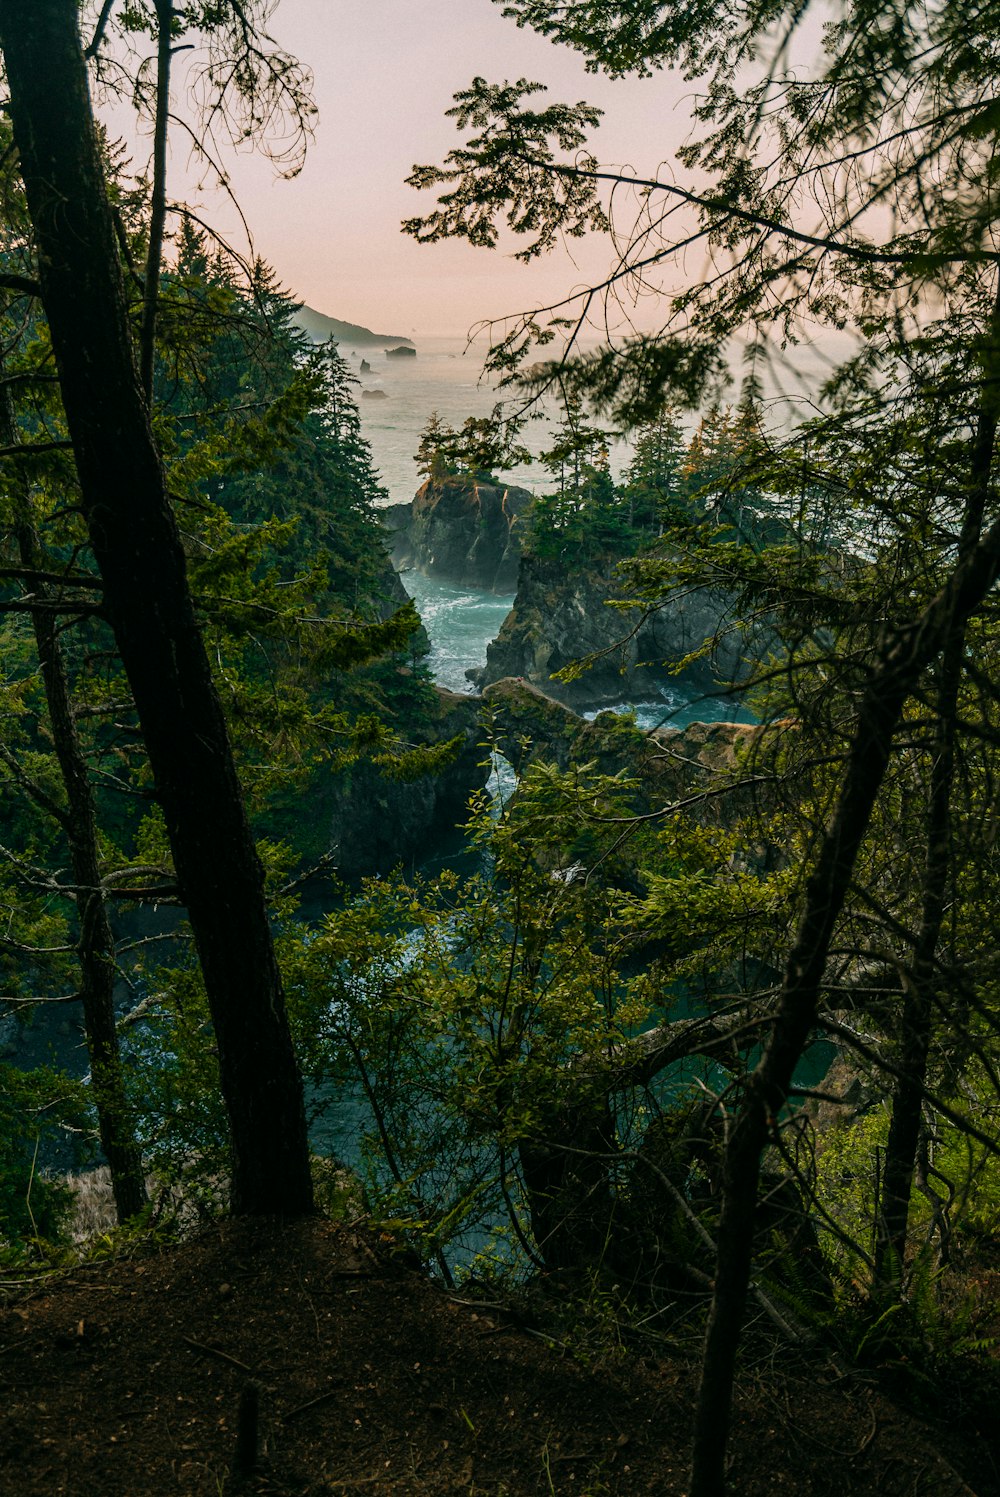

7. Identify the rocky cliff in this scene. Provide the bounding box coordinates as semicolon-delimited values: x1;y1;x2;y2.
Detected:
383;476;533;593
482;676;763;827
478;553;752;710
321;686;488;882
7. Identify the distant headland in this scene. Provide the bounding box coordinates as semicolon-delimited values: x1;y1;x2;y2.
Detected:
292;304;415;349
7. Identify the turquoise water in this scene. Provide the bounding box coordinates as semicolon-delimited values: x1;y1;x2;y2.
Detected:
587;690;756;734
402;571;514;696
402;566;754;732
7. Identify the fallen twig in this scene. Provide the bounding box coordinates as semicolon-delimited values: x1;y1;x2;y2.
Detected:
181;1334;253;1373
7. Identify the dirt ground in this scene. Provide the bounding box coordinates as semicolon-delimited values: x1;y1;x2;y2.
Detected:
0;1217;991;1495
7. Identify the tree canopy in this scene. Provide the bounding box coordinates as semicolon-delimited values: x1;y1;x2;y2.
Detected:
401;2;1000;1491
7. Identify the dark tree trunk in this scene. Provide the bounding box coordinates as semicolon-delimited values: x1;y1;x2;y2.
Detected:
0;0;313;1217
875;637;962;1286
139;0;173;400
1;381;147;1223
25;585;150;1222
690;679;906;1497
871;324;995;1285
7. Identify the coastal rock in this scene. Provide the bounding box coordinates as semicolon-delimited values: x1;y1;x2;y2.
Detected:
383;475;532;593
385;345;417;358
322;687;488;882
479;553;751;709
482;676;762;826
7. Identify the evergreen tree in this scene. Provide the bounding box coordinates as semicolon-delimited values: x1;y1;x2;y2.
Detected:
620;407;687;530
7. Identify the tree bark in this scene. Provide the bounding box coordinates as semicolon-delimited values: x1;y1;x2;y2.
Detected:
139;0;173;400
1;380;148;1223
0;0;314;1217
872;282;997;1284
874;635;961;1286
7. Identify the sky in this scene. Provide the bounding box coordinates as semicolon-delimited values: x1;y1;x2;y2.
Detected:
132;0;703;339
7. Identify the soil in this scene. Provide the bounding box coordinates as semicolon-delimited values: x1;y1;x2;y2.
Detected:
0;1217;990;1496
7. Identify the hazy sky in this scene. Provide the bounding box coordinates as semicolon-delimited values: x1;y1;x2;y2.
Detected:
147;0;701;338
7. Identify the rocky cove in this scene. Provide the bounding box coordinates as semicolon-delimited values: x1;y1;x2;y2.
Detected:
275;472;762;888
386;475;758;708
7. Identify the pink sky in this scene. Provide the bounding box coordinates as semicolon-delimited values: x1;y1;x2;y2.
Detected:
146;0;700;338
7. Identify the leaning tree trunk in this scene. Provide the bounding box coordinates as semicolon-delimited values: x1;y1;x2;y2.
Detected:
1;379;147;1223
0;0;313;1217
872;381;992;1287
688;295;1000;1496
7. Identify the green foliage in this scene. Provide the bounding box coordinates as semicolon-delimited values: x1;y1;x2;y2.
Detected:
0;1063;91;1250
404;77;607;263
526;393;790;572
415;411;461;480
284;752;783;1276
415;406;529;482
123;959;231;1195
527;401;626;560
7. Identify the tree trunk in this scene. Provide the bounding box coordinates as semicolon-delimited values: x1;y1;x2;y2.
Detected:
139;0;173;400
690;677;906;1497
1;380;148;1223
875;635;962;1286
870;327;996;1284
0;0;313;1217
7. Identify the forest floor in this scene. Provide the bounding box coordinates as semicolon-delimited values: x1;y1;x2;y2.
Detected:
0;1216;994;1496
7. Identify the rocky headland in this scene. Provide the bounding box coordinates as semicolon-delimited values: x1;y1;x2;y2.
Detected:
477;552;752;710
291;304;414;348
383;474;533;594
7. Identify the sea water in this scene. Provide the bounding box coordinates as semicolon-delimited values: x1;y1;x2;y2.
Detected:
340;331;634;506
400;565;754;729
339;332;548;504
344;335;752;726
401;571;515;697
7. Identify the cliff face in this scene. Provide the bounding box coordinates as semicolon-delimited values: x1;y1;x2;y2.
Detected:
383;476;533;594
478;553;750;710
322;687;488;882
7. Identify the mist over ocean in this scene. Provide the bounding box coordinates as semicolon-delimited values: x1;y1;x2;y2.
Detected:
337;332;751;731
342;328;833;510
336;332;552;505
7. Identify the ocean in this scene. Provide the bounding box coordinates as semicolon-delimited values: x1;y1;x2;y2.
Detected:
339;331;626;507
342;332;750;723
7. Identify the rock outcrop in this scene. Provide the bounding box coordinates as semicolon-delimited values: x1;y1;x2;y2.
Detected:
321;687;488;882
477;554;752;710
483;676;763;827
383;476;532;594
